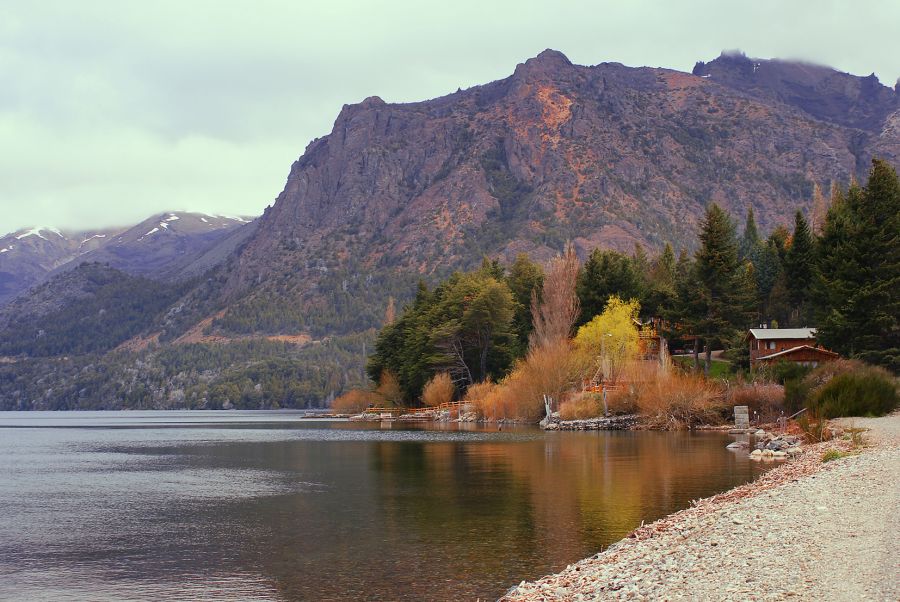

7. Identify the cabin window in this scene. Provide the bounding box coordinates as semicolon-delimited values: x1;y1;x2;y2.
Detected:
767;341;776;350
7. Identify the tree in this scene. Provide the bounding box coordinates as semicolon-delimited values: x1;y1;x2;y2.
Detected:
576;249;642;324
643;242;677;318
574;296;640;384
784;210;814;325
739;206;761;262
384;296;396;326
810;182;828;236
693;204;757;375
430;273;517;386
531;243;580;350
505;253;544;354
815;160;900;371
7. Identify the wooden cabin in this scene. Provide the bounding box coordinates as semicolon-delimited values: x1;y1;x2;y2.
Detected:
747;327;838;368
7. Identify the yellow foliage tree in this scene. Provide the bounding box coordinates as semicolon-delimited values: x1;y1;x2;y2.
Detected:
574;296;640;384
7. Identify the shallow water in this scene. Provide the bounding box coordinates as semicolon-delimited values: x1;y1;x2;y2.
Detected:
0;411;766;600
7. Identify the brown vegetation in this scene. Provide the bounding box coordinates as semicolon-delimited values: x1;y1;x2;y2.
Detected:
530;243;579;350
422;372;455;407
726;382;785;421
626;370;729;429
331;389;380;413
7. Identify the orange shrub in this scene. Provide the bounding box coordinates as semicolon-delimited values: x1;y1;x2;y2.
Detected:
422;372;455;407
499;340;589;421
331;389;380;413
559;392;603;420
632;371;728;429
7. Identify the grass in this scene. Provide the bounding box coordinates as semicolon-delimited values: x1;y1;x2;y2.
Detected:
673;356;732;379
822;449;855;463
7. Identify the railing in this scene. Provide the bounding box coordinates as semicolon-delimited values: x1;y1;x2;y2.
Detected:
364;406;408;415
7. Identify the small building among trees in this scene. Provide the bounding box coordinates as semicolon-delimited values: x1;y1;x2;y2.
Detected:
748;327;838;369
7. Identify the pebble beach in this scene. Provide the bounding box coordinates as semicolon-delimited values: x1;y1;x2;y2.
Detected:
501;415;900;602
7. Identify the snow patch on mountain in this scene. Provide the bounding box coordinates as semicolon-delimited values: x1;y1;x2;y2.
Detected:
15;227;64;241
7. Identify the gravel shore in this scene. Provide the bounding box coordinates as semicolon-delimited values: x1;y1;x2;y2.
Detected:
502;415;900;602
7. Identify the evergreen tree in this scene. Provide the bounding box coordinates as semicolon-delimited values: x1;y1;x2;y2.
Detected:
693;204;757;374
739;206;761;262
505;254;544;354
643;242;677;318
784;210;814;325
576;249;642;324
815;160;900;371
671;250;704;370
753;239;782;316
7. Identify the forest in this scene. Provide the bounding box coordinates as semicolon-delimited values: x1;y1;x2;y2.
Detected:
354;159;899;420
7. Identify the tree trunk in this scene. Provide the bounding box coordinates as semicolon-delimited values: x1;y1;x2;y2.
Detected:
704;343;712;377
692;338;700;371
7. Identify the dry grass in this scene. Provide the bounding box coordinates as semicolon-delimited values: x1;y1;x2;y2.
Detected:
558;392;603;420
727;382;785;421
632;371;729;429
422;372;455;407
469;341;589;421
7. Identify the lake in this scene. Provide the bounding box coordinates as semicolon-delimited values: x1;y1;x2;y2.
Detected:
0;411;767;601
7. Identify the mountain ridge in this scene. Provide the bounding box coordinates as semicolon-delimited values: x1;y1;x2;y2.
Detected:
1;49;898;409
0;211;255;306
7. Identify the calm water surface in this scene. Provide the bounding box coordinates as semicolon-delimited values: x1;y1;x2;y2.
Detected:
0;411;767;601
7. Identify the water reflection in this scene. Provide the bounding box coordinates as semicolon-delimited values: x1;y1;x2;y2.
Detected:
0;414;768;601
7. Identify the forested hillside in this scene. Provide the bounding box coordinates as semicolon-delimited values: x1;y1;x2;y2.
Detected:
2;50;898;409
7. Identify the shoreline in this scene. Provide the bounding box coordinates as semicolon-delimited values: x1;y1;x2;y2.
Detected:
501;415;900;601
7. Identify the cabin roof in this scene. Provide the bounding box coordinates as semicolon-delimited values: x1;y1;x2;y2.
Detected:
755;344;838;362
748;327;816;340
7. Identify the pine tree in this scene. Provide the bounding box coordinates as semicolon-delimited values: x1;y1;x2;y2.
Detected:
576;249;642;324
739;206;760;262
694;204;757;374
643;242;677;318
815;160;900;371
506;253;544;354
784;210;814;326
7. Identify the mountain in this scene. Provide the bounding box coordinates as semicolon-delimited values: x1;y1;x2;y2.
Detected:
215;49;898;335
59;212;254;281
2;50;898;409
0;212;253;306
0;226;116;306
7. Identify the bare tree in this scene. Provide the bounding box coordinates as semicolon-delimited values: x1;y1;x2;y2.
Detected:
384;296;396;326
530;242;580;350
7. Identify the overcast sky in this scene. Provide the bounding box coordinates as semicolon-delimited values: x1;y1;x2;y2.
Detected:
1;0;898;232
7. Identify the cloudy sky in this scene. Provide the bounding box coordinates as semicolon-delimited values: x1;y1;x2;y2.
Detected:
1;0;898;232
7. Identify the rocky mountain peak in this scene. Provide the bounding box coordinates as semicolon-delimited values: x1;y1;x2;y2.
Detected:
692;52;898;132
513;49;573;79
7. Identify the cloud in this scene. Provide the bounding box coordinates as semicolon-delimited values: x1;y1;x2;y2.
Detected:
1;0;898;231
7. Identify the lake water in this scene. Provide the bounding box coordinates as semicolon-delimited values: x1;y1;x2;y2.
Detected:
0;411;767;601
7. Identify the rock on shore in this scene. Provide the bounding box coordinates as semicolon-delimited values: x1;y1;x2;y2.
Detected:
544;415;639;431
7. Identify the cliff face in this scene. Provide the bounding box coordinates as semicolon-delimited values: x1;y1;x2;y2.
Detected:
225;50;898;308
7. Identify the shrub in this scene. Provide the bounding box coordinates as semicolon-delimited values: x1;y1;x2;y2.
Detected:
797;405;834;443
727;382;784;421
808;369;899;418
559;393;603;420
374;370;402;405
499;341;588;421
332;389;380;413
422;372;455;407
633;371;729;429
767;361;812;385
